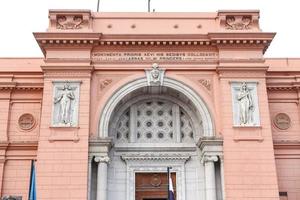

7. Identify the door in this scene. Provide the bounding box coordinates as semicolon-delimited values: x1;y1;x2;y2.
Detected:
135;173;176;200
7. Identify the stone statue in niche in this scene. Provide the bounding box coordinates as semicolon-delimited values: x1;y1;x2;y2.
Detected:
145;63;165;86
52;81;80;127
237;82;254;125
54;82;75;125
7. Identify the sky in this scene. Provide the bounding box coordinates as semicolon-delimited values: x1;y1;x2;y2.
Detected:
0;0;298;58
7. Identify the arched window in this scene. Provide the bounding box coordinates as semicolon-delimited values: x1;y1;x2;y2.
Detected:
109;89;203;144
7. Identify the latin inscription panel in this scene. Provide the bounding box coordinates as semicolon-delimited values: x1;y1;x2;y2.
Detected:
92;51;218;63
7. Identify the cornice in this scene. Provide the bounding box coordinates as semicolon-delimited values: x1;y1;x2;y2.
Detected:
273;140;300;149
34;32;274;54
121;153;191;162
6;141;38;151
33;32;101;56
197;136;223;151
0;82;43;91
267;82;300;91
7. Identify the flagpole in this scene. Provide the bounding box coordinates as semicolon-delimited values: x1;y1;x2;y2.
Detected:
167;167;170;200
97;0;100;12
28;160;34;200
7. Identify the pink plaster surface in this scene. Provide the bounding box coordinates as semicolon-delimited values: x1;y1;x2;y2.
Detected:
0;9;298;200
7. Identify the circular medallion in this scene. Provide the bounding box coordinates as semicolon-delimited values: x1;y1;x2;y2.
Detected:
18;113;36;131
273;113;291;130
150;174;162;187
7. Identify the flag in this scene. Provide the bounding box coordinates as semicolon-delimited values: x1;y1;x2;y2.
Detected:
168;167;175;200
29;160;37;200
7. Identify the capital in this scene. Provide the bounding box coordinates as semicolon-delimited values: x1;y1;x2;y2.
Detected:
203;155;218;163
94;156;110;164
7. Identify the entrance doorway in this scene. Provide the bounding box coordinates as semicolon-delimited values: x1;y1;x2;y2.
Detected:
135;173;176;200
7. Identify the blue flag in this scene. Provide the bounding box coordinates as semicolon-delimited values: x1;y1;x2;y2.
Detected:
29;161;37;200
168;173;175;200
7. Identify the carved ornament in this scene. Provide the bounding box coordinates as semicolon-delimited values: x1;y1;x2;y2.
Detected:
150;174;162;187
198;79;211;91
202;155;218;163
145;63;165;86
273;113;291;130
100;79;113;90
52;81;81;127
225;16;252;30
57;15;83;30
94;156;110;163
18;113;36;131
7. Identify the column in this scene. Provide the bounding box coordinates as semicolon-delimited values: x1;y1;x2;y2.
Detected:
203;155;218;200
219;155;226;200
94;155;110;200
87;155;93;200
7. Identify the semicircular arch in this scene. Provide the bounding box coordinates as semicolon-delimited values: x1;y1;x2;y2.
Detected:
98;77;215;138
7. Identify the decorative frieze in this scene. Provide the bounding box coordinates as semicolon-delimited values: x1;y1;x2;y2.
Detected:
231;82;260;126
57;15;83;30
218;11;260;31
51;81;81;127
121;153;190;162
48;10;92;31
225;15;252;30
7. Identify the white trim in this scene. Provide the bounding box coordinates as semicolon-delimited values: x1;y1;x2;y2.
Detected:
98;77;215;138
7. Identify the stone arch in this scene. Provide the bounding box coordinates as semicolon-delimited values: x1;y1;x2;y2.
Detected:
98;77;215;138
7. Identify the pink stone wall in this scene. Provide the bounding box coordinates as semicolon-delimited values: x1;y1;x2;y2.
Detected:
219;73;280;200
2;160;31;199
275;159;300;200
8;102;40;142
36;76;90;200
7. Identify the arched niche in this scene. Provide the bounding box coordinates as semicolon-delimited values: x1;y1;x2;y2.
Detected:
98;77;215;138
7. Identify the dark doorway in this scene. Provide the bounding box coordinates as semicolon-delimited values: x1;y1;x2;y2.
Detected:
135;173;176;200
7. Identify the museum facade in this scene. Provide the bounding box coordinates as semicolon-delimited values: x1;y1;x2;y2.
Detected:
0;9;299;200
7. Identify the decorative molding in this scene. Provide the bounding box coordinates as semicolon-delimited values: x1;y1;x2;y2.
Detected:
0;82;43;91
121;153;190;163
51;81;81;127
145;63;165;86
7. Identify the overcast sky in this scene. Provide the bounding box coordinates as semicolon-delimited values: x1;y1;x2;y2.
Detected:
0;0;298;58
